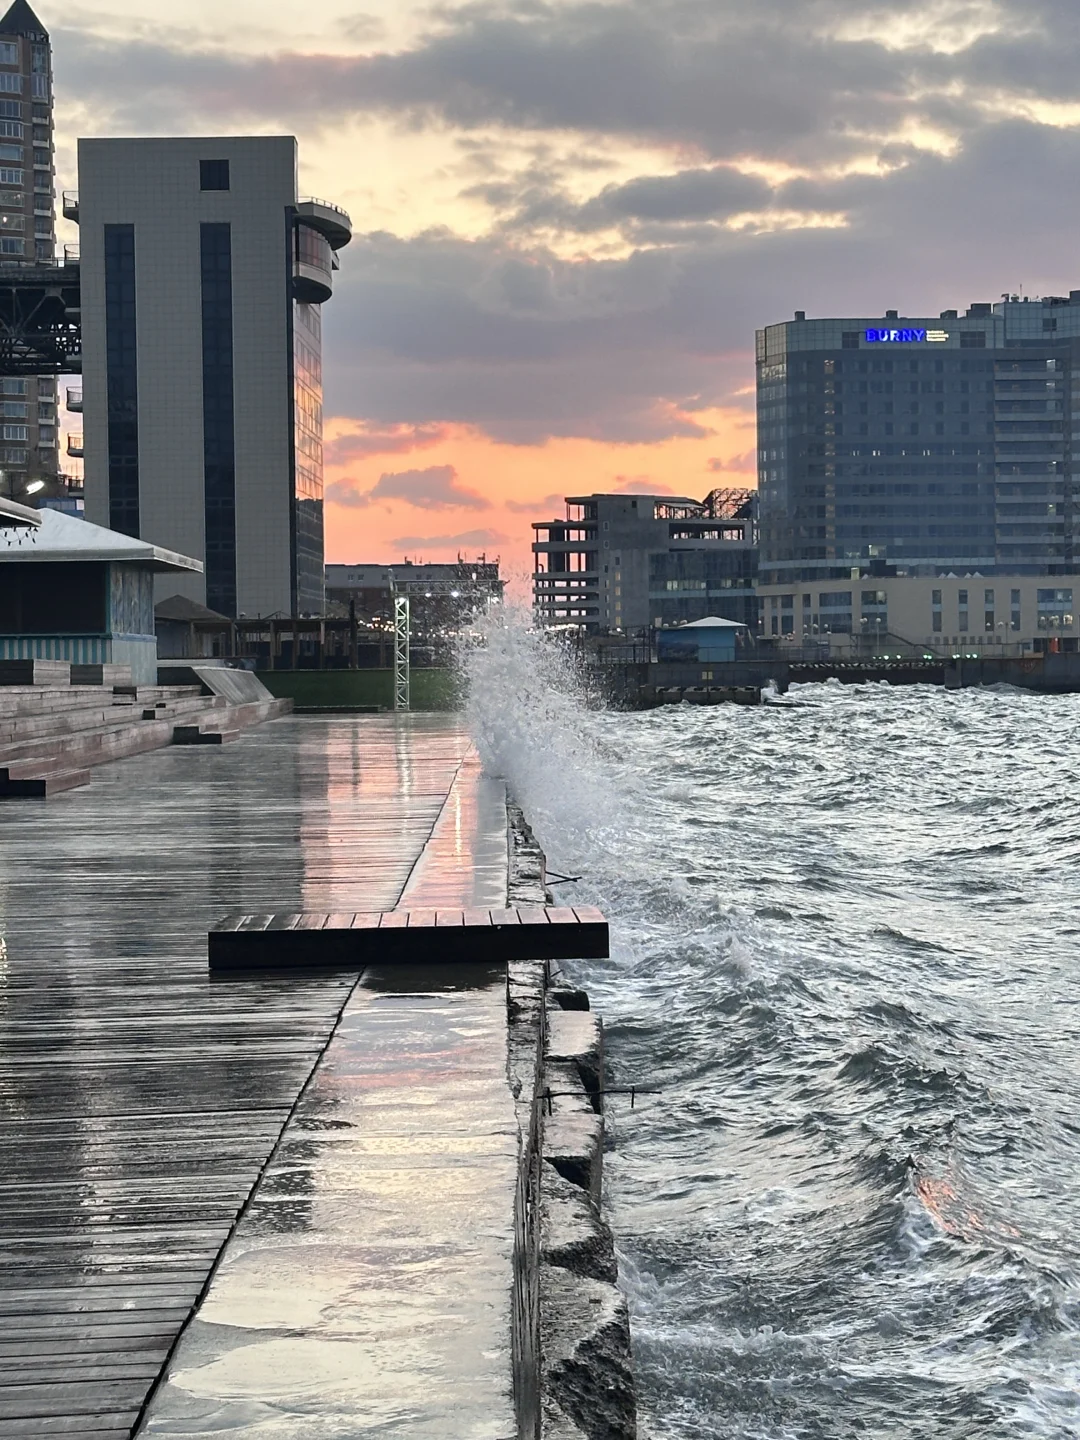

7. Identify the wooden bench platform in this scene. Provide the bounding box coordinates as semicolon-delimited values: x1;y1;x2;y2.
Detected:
209;905;609;972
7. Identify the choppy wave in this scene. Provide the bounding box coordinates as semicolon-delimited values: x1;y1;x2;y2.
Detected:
464;615;1080;1439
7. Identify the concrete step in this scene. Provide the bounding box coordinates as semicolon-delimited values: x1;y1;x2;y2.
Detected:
173;726;240;746
0;751;93;780
0;660;72;687
0;767;91;798
70;663;133;687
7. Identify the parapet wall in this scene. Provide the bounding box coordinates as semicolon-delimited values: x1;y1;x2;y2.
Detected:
507;803;637;1440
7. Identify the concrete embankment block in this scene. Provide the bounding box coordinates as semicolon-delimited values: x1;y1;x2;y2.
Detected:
540;1266;636;1440
544;1059;603;1202
541;1167;617;1285
548;1009;604;1104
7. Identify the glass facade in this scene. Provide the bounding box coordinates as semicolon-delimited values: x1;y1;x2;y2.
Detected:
292;300;324;614
647;547;756;626
757;308;1080;583
200;222;236;616
104;224;139;536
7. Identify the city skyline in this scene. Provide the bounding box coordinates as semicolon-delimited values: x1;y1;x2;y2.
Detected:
44;0;1080;579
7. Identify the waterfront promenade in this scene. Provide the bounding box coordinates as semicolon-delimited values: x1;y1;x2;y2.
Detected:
0;717;513;1438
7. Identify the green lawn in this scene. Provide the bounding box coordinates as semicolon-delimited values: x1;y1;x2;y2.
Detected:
256;668;462;711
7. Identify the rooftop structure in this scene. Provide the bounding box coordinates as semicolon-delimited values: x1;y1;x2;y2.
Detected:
532;489;757;632
757;295;1080;586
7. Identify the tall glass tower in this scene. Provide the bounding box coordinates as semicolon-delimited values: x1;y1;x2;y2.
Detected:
757;299;1080;584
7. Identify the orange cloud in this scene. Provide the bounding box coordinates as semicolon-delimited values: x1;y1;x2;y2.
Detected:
323;407;756;597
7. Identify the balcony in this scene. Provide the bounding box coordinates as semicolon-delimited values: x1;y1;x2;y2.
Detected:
295;198;352;252
66;434;82;458
293;223;335;304
62;190;77;222
65;387;81;412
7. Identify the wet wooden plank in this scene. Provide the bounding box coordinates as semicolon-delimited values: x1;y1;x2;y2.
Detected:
0;717;479;1436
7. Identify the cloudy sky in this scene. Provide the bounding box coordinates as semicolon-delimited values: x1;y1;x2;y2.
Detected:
50;0;1080;578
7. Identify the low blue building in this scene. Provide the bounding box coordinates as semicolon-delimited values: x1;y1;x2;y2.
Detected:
0;510;202;683
655;615;748;664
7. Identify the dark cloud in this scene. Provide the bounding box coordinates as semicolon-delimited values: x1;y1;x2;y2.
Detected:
54;0;1075;166
390;527;507;549
53;1;1080;450
326;463;490;509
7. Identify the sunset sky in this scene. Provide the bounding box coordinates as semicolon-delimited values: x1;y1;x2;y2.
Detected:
49;0;1080;584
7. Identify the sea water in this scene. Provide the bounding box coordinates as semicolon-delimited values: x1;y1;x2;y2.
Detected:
466;615;1080;1439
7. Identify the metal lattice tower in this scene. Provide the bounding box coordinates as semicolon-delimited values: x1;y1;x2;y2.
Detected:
392;591;411;712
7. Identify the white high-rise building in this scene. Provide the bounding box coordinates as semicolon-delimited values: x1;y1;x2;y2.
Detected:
76;136;350;616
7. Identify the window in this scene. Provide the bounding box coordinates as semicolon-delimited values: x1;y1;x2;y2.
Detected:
30;75;47;99
1036;588;1074;630
0;74;22;94
780;594;794;609
0;447;26;463
32;149;49;167
0;121;21;138
30;45;47;75
0;42;17;66
0;235;21;253
105;223;140;537
2;424;27;439
842;331;860;348
38;424;54;443
931;589;942;605
0;143;20;162
960;331;985;347
0;101;19;119
200;159;230;191
33;216;49;235
0;213;22;231
0;168;22;185
0;402;25;418
959;609;969;631
958;589;968;606
201;221;236;614
932;611;942;632
819;591;853;607
701;670;714;681
0;379;24;395
781;614;794;635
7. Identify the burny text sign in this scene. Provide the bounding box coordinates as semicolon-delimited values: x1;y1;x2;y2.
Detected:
865;327;950;344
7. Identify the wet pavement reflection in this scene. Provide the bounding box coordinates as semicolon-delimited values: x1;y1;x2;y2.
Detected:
0;717;498;1438
140;965;518;1439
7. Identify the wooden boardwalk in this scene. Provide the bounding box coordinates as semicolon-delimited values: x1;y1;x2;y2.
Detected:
0;717;486;1438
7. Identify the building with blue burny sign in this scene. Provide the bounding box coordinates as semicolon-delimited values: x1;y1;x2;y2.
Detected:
755;294;1080;588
